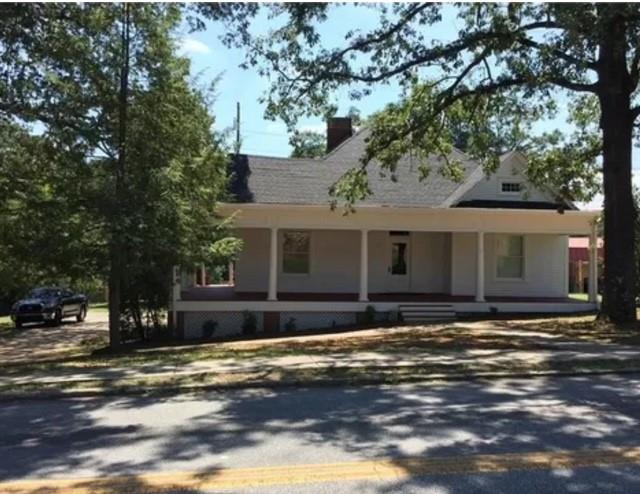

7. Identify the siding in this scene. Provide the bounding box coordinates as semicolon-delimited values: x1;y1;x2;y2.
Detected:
459;153;555;204
451;232;568;297
235;229;451;294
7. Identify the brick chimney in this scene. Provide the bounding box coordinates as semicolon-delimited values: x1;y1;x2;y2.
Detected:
326;117;353;153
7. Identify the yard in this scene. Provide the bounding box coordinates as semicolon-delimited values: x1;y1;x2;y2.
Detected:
1;310;640;397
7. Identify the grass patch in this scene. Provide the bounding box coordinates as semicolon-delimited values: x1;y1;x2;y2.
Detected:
1;313;639;377
90;302;108;313
3;357;640;397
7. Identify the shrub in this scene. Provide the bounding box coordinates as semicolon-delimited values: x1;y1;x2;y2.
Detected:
358;304;377;325
242;311;257;335
284;317;297;332
202;319;218;338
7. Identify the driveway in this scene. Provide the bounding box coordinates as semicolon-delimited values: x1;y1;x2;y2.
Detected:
0;311;108;365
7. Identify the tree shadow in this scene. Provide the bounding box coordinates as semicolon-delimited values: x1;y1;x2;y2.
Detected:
2;374;640;492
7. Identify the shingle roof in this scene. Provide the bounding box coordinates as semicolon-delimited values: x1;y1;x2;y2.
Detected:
228;128;483;208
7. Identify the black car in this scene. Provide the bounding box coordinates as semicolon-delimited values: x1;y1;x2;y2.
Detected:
10;287;88;328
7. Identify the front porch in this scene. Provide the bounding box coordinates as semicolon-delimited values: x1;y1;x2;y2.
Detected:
181;286;582;304
170;207;600;338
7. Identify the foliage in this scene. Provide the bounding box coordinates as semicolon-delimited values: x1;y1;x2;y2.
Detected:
241;311;257;335
284;317;297;332
202;319;218;339
289;130;325;158
0;4;236;340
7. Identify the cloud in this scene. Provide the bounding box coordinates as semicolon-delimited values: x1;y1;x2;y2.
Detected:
178;37;211;55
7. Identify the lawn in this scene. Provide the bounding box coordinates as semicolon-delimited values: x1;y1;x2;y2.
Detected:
2;312;638;374
2;312;640;396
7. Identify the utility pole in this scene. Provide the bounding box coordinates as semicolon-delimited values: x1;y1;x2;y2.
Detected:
235;101;241;155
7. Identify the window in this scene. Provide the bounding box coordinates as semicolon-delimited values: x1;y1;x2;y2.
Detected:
282;231;310;274
391;242;408;275
500;181;522;194
496;235;524;279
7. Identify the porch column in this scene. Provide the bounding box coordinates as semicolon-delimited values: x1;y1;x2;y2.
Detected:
268;227;278;301
588;225;598;303
200;263;206;286
475;231;485;302
359;229;369;302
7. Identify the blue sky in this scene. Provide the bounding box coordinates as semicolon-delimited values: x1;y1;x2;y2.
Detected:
175;5;633;210
177;4;464;157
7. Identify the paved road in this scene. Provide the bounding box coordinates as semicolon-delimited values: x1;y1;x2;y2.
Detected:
2;374;640;492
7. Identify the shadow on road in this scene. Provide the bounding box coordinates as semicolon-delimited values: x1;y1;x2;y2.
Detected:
1;375;640;492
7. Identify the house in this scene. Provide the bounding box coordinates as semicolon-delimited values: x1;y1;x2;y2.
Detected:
568;236;603;294
170;118;600;338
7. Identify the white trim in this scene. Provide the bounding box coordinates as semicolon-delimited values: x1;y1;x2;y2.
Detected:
280;230;312;276
476;231;485;302
174;299;596;314
498;179;523;195
359;229;369;302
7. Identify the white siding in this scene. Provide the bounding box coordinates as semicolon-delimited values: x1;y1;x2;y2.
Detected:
234;228;270;291
235;229;451;294
451;232;569;297
459;153;555;204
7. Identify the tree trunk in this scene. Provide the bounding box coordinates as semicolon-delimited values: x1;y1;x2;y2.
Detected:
108;3;131;349
598;9;637;323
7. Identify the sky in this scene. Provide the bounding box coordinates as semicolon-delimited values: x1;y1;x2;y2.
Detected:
175;5;639;211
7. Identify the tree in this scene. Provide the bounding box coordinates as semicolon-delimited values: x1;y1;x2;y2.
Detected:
0;4;235;345
289;130;325;158
202;3;640;323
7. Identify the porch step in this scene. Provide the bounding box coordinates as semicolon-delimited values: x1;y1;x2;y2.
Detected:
398;303;457;323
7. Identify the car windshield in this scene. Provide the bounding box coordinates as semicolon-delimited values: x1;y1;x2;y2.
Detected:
27;288;62;298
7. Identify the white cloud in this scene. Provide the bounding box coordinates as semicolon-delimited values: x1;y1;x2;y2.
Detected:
178;37;211;55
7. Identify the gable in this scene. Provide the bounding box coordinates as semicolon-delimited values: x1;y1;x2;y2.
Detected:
451;151;573;210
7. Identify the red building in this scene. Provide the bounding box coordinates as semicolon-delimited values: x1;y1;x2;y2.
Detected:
569;237;603;294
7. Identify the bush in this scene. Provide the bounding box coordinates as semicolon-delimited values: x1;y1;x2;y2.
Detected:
242;311;257;335
202;319;218;338
362;305;376;324
284;317;297;332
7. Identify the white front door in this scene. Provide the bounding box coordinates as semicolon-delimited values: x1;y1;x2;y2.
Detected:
387;233;411;292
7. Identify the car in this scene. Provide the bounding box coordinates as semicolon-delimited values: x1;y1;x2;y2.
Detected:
10;287;88;328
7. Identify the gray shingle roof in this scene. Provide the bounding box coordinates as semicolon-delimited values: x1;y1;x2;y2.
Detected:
228;128;481;208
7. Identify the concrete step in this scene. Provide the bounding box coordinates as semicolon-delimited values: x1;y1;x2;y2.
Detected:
399;303;457;322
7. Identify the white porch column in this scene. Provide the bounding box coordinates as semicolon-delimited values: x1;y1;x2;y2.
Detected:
475;231;485;302
268;227;278;301
359;229;369;302
588;225;599;303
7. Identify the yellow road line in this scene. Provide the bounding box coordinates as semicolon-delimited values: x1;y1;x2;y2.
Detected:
4;446;640;493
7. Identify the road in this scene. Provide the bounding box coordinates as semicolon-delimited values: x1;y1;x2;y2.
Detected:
1;374;640;493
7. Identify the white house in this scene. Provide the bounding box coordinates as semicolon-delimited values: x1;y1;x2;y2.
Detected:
170;118;600;338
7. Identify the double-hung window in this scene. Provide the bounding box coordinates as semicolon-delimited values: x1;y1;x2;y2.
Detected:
282;231;310;274
496;235;524;279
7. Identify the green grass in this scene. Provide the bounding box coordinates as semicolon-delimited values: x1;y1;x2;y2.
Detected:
90;302;108;313
0;315;12;331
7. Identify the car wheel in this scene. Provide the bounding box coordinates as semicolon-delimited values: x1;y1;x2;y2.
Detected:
14;319;22;329
76;305;87;323
53;308;62;326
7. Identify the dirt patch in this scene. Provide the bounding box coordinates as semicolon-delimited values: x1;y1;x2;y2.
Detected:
0;311;108;365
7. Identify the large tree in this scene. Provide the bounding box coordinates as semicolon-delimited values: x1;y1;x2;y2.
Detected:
202;3;639;323
1;4;234;345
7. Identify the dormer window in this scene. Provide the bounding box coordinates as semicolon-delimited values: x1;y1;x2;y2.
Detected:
500;181;522;194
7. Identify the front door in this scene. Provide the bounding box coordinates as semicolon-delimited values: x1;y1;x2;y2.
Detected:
387;233;411;292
